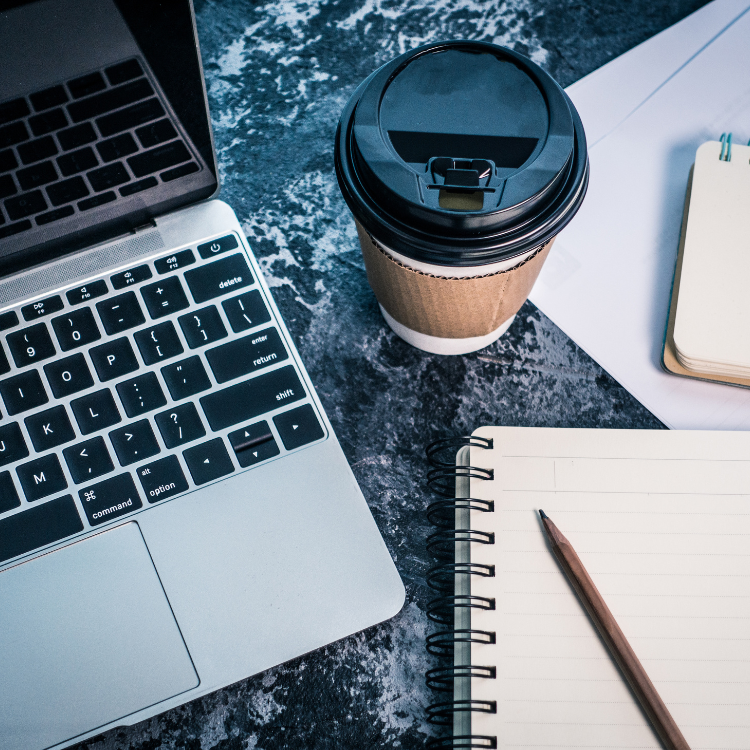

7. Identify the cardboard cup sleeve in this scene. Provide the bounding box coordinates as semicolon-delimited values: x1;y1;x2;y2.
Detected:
356;221;553;339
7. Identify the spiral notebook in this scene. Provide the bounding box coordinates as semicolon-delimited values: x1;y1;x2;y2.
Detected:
426;427;750;749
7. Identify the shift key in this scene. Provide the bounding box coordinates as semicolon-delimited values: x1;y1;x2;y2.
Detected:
184;254;253;304
200;365;304;431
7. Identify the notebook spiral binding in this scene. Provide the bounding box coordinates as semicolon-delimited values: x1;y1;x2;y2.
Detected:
425;436;498;750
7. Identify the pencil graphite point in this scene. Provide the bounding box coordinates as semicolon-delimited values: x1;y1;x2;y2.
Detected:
539;509;548;519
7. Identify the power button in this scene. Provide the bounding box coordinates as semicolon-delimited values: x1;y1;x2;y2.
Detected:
197;234;239;259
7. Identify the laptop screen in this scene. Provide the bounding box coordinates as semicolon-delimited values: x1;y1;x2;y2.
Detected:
0;0;218;274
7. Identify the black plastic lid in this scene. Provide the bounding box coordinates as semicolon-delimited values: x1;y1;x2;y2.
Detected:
335;41;589;267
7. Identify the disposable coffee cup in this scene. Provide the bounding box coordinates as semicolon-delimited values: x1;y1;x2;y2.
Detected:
335;41;589;355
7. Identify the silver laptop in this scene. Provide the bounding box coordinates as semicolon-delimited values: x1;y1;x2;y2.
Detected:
0;2;404;748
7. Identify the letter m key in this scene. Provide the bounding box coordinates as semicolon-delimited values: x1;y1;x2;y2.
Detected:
34;472;46;485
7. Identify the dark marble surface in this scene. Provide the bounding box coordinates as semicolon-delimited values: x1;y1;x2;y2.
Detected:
74;1;707;748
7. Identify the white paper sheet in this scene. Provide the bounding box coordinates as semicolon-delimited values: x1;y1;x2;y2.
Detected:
529;0;750;430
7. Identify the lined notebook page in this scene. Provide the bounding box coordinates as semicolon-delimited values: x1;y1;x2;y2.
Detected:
468;427;750;749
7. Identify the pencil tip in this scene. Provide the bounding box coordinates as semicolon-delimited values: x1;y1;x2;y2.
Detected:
539;509;548;519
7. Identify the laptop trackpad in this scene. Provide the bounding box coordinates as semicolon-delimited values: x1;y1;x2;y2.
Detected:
0;522;198;750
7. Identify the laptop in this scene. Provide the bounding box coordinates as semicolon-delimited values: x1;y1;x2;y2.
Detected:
0;2;405;748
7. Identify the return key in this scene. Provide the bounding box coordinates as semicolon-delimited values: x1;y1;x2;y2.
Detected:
206;328;288;383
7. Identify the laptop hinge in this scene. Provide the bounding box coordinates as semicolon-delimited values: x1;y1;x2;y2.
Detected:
131;219;158;234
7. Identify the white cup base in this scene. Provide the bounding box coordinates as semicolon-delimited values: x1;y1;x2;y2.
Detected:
379;305;516;355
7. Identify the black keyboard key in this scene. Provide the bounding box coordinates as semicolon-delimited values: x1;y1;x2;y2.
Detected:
21;295;64;321
63;437;114;483
58;122;97;151
110;265;152;290
44;353;94;398
78;192;116;210
0;345;8;375
18;136;57;165
0;495;82;564
96;291;145;333
185;254;253;304
97;133;138;162
17;161;57;190
106;59;143;86
155;249;195;275
36;206;75;225
0;423;29;467
161;356;211;401
200;365;305;431
0;121;28;149
5;190;47;220
47;176;89;206
183;438;234;485
0;370;49;415
0;311;18;331
57;146;97;176
89;337;139;381
0;220;32;239
88;162;129;191
30;85;68;112
206;328;287;384
66;280;107;305
0;149;17;173
222;291;271;333
116;372;166;418
109;420;160;466
273;404;324;450
134;321;183;365
7;323;56;366
96;98;165;138
197;234;239;260
141;276;189;319
24;406;75;452
29;108;67;137
17;454;67;501
155;403;205;449
128;140;191;178
71;389;121;434
79;473;142;526
228;421;279;468
178;305;227;348
136;455;188;503
0;174;17;199
136;118;177;148
120;177;157;197
69;78;153;122
161;162;199;182
0;97;29;125
68;71;106;99
51;307;101;350
0;471;21;514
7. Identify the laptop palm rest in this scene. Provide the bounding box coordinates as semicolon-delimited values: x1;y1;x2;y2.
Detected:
0;522;198;750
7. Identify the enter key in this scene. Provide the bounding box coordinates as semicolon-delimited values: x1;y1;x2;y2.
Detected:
205;328;288;384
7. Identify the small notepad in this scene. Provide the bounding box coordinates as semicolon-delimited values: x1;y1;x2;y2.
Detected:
458;427;750;749
672;139;750;379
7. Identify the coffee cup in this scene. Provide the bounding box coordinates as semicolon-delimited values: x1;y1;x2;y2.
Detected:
335;40;589;355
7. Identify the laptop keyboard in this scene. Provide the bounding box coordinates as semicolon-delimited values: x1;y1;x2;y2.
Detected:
0;58;199;239
0;233;326;564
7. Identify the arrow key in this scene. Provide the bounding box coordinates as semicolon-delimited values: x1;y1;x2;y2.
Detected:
63;436;114;483
228;420;279;468
273;404;325;451
183;437;234;485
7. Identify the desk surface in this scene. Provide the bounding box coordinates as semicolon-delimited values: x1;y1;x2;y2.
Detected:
72;1;702;747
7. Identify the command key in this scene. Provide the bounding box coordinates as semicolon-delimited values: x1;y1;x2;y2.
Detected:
79;473;142;525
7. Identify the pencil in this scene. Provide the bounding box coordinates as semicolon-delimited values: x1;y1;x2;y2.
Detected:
538;509;691;750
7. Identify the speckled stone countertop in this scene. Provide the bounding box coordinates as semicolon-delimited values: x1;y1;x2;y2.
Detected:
72;1;707;748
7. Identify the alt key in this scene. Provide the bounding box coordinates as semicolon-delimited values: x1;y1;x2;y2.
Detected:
136;455;189;504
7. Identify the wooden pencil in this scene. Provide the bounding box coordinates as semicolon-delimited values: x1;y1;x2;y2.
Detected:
538;509;691;750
